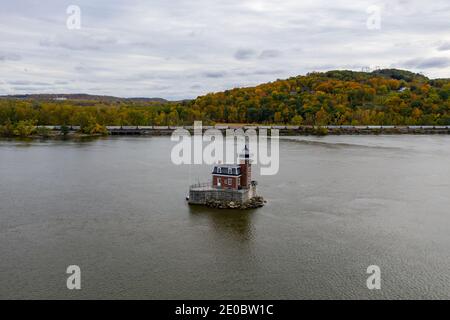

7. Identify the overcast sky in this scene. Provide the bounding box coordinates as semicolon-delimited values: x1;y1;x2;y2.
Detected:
0;0;449;99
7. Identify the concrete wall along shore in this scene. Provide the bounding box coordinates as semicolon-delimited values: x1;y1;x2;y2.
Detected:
36;125;450;135
189;188;250;205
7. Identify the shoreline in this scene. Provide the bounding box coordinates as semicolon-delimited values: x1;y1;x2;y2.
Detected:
0;132;106;140
1;125;450;139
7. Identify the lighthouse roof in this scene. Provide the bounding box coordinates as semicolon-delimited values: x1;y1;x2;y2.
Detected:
212;164;241;176
214;163;240;168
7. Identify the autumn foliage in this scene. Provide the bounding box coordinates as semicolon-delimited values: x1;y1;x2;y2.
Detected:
1;69;449;128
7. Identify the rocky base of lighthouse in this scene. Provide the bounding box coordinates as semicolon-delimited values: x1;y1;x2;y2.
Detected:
205;196;265;210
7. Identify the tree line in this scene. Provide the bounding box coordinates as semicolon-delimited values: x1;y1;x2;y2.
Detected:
1;69;449;136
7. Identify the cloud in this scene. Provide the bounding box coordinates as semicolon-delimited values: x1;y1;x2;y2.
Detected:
0;0;449;98
39;35;117;51
203;71;227;78
235;69;285;76
401;57;450;69
0;53;21;61
259;50;281;59
7;80;51;86
437;42;450;51
54;80;69;85
234;49;257;61
235;49;281;61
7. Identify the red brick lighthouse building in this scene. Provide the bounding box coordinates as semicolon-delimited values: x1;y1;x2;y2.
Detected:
188;145;262;207
212;146;252;190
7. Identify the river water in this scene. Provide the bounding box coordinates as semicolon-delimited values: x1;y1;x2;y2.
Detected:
0;135;449;299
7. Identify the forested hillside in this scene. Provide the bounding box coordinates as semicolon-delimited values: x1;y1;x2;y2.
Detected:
190;69;450;125
1;69;449;135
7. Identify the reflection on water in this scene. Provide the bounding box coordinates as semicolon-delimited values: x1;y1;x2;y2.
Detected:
189;205;256;242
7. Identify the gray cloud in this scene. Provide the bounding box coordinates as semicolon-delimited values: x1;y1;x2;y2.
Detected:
11;86;45;92
0;0;449;99
437;42;450;51
7;80;30;85
235;69;285;76
234;49;282;61
54;80;69;85
39;35;117;51
8;80;51;86
259;50;282;59
203;71;227;78
234;49;257;61
0;53;21;61
402;57;450;69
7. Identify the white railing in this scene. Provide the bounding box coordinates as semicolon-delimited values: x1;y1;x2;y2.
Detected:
189;182;211;190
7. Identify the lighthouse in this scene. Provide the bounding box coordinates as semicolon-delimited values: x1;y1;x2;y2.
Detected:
239;145;252;189
188;145;263;208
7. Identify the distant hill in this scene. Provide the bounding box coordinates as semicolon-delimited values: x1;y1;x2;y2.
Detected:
370;69;429;82
188;68;450;125
0;94;169;103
